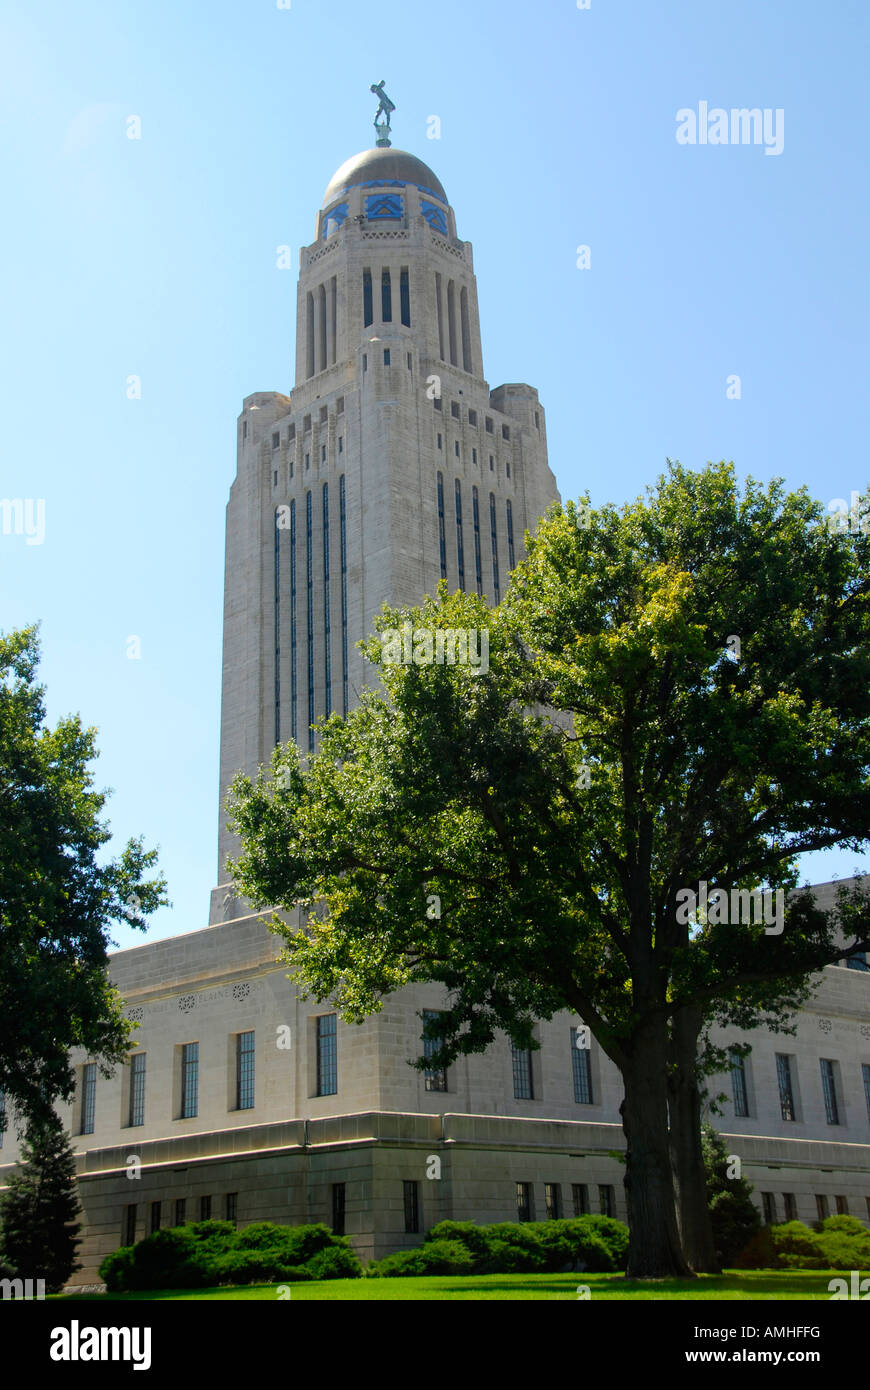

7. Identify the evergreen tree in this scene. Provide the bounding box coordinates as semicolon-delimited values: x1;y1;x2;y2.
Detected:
0;1110;82;1292
701;1122;761;1267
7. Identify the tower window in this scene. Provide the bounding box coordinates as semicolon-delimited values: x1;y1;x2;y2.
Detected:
468;409;477;426
447;280;457;364
502;424;510;440
339;474;348;717
490;492;501;604
404;1180;420;1234
316;1013;338;1096
321;444;326;463
437;472;447;580
730;1048;749;1117
323;482;331;717
383;348;390;366
363;354;367;372
472;486;482;596
407;352;412;370
506;461;511;479
489;455;494;471
435;272;445;360
305;453;310;470
338;437;343;454
304;415;311;433
423;1010;448;1093
290;499;297;742
454;479;465;592
472;448;477;465
511;1042;533;1099
332;1183;346;1236
460;285;472;371
81;1062;96;1134
242;419;247;441
337;397;344;415
236;1030;255;1111
571;1029;593;1104
320;405;328;424
506;498;515;570
451;401;460;419
129;1052;146;1127
272;432;280;449
180;1042;199;1119
273;470;278;487
400;268;411;326
485;417;493;434
363;270;373;327
381;269;392;323
225;1193;238;1224
288;424;296;442
437;433;442;449
454;441;459;457
306;490;314;753
433;396;442;411
535;411;540;430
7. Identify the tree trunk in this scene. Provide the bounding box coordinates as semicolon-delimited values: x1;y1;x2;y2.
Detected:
668;1006;721;1273
620;1016;693;1278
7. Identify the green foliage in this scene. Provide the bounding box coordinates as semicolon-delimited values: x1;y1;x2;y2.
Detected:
97;1220;359;1291
367;1217;629;1278
0;626;168;1126
733;1216;870;1272
0;1111;81;1293
701;1123;761;1266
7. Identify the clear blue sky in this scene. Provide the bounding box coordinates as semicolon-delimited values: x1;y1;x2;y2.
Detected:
1;0;868;947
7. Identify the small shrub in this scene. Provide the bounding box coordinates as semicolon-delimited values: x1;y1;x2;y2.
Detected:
305;1245;363;1281
98;1246;136;1293
736;1221;827;1270
370;1239;475;1278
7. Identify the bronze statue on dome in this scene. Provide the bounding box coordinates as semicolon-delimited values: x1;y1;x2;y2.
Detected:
370;81;394;147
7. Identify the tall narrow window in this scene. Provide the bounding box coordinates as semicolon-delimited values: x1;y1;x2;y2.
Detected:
0;1092;5;1149
363;270;373;327
290;499;297;742
516;1182;533;1222
545;1183;562;1220
572;1183;589;1216
81;1062;96;1134
400;268;410;326
436;473;447;581
435;273;445;360
472;487;482;595
332;1183;346;1236
175;1198;186;1226
783;1192;797;1221
150;1201;161;1234
835;1194;849;1214
863;1063;870;1122
381;269;392;322
316;1014;337;1096
506;499;516;570
762;1192;777;1224
404;1180;420;1234
820;1058;840;1125
730;1048;749;1117
339;475;348;717
124;1205;137;1247
237;1030;255;1110
489;493;501;604
181;1042;199;1119
454;479;465;591
572;1029;593;1104
776;1053;795;1122
816;1194;829;1221
323;483;331;716
200;1195;212;1221
318;284;327;373
447;280;457;364
225;1193;237;1224
129;1052;146;1127
329;275;337;364
511;1042;533;1100
460;284;472;371
599;1185;615;1217
306;491;314;753
306;291;315;377
422;1010;448;1093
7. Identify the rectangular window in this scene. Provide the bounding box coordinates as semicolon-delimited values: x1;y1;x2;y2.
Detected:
863;1063;870;1122
762;1192;777;1224
0;1092;5;1149
535;411;540;429
400;268;411;327
237;1030;255;1110
511;1042;533;1100
81;1062;96;1135
544;1183;562;1221
336;397;344;415
200;1195;211;1221
599;1185;615;1217
338;436;343;454
288;423;296;441
436;472;447;580
273;470;278;487
468;409;477;426
272;431;280;449
472;448;477;465
305;453;310;470
316;1014;338;1096
502;424;510;440
407;352;412;370
323;482;331;716
816;1194;829;1222
820;1058;840;1125
383;348;390;366
381;269;392;323
320;405;328;424
437;433;442;449
124;1204;137;1247
451;401;460;419
454;479;465;591
150;1201;161;1234
572;1028;594;1104
225;1193;238;1224
403;1180;420;1234
454;441;460;457
129;1052;146;1127
516;1181;533;1222
846;950;868;970
572;1183;589;1216
433;395;442;411
783;1192;797;1221
489;455;494;471
175;1198;186;1226
423;1010;448;1092
181;1042;199;1119
485;417;493;434
332;1183;346;1236
835;1194;848;1214
490;492;501;604
776;1053;795;1122
362;354;367;372
242;419;247;440
506;498;515;569
321;444;326;462
363;270;373;327
304;415;311;433
730;1048;749;1118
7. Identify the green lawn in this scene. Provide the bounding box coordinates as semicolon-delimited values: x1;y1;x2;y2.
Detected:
58;1270;844;1301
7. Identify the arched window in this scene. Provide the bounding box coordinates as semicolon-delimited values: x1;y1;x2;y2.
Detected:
437;473;447;580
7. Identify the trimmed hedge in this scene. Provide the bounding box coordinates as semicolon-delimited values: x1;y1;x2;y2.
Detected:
367;1216;629;1278
98;1220;361;1291
736;1217;870;1271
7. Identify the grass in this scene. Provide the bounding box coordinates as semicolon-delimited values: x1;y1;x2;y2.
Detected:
58;1270;846;1301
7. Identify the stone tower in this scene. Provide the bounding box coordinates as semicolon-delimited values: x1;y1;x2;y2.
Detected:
210;145;560;924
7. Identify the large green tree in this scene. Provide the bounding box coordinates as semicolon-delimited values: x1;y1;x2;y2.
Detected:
0;625;168;1132
227;463;870;1276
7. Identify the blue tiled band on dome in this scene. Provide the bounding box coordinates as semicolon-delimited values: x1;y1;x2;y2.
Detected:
332;179;446;203
322;202;349;238
365;193;403;220
420;199;447;234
